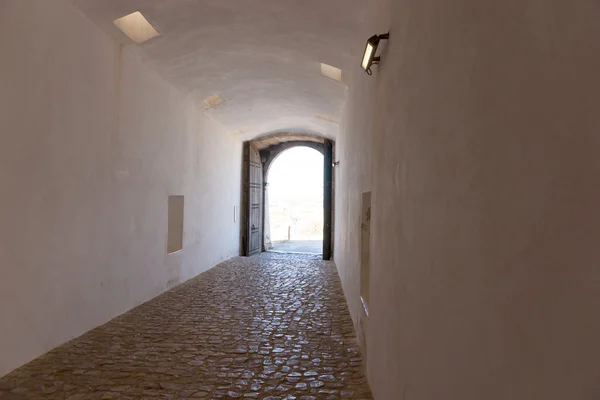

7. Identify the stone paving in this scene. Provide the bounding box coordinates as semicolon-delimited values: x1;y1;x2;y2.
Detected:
0;253;372;400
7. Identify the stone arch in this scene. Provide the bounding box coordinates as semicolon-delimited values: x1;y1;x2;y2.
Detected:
251;132;326;167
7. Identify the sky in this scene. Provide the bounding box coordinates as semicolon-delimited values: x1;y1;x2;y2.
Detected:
267;147;324;201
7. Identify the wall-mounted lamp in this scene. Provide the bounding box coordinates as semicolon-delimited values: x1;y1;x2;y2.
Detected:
361;33;390;75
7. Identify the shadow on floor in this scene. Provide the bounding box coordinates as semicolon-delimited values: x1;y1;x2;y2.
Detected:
270;240;322;254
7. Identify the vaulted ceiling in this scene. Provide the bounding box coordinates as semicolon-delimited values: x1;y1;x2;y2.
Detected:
71;0;366;140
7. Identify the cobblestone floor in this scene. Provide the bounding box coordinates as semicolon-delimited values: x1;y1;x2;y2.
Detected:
0;253;372;400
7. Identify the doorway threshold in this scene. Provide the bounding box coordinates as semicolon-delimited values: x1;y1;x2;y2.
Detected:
269;240;323;255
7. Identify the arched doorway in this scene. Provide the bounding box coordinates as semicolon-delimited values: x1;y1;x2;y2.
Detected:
265;147;324;254
241;133;334;260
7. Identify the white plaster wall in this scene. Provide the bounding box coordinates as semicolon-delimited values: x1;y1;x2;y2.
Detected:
333;48;375;352
0;0;241;377
336;0;600;398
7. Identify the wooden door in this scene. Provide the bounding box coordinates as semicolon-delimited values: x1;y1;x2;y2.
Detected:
244;143;263;256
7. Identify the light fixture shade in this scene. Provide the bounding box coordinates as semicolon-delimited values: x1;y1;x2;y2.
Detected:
361;35;380;72
361;42;376;70
361;33;389;75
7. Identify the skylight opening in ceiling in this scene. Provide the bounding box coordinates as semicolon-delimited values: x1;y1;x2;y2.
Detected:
320;63;343;82
113;11;159;44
